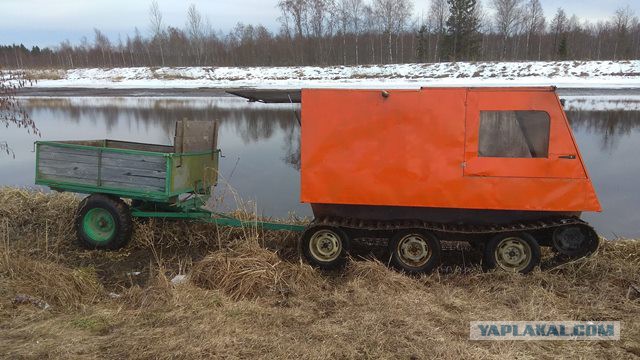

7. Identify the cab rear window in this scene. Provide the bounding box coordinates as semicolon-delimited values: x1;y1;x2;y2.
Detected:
478;111;550;158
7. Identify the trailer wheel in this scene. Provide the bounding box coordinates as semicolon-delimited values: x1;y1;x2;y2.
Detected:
76;194;133;250
389;230;441;274
301;226;350;270
483;232;540;274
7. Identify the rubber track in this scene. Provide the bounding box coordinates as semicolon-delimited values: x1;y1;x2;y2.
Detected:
307;216;599;264
309;216;592;235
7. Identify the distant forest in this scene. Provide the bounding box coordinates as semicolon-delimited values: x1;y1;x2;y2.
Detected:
1;0;639;69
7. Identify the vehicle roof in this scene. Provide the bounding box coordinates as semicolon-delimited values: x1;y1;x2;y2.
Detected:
226;87;556;104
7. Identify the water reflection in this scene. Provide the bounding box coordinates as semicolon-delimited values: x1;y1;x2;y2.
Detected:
567;110;640;152
0;97;638;238
22;97;302;169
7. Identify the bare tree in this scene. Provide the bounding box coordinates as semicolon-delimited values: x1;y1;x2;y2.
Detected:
278;0;310;63
308;0;334;64
334;0;364;65
362;5;378;63
373;0;413;63
336;0;350;64
187;4;206;65
94;29;112;67
611;6;638;60
2;1;640;68
394;0;414;63
0;71;37;157
522;0;545;60
550;8;567;58
347;0;365;64
428;0;449;61
491;0;524;59
58;40;75;68
149;0;166;66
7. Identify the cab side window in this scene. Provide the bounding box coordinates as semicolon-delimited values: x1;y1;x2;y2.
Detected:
478;111;550;158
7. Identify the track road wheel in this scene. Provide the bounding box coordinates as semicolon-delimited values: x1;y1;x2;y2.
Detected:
552;225;599;258
389;230;441;274
301;226;350;270
484;232;540;274
76;194;133;250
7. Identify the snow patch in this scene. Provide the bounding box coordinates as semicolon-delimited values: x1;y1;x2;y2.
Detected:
23;60;640;90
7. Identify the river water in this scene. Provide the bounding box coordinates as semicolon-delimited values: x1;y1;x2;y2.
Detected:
1;95;639;238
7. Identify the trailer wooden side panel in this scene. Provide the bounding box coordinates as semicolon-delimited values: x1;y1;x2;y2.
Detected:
37;144;167;192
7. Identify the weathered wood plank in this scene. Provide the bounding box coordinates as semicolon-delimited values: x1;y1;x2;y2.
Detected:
181;136;215;152
106;140;173;153
40;152;99;165
39;159;166;188
101;157;166;171
100;172;166;188
39;159;98;172
174;120;184;154
101;181;165;192
39;164;99;180
182;121;217;133
39;173;98;186
39;144;100;158
101;152;166;164
41;151;166;171
174;120;218;153
101;167;166;181
59;140;105;147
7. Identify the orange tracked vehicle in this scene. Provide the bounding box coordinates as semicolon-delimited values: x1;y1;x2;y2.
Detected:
231;87;601;274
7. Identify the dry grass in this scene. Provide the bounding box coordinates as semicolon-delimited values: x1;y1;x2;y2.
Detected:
191;242;324;301
24;69;66;80
0;187;639;359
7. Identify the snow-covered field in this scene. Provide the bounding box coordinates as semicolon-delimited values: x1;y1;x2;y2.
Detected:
24;60;640;89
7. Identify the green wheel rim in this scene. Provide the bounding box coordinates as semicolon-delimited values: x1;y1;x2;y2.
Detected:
82;208;116;244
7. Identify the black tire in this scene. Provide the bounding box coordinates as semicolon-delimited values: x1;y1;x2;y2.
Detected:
552;225;600;258
483;232;540;274
75;194;133;250
388;230;441;274
300;226;350;270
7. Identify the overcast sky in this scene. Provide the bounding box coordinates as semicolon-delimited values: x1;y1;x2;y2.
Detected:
1;0;637;48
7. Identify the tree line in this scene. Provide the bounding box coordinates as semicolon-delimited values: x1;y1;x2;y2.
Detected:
1;0;639;69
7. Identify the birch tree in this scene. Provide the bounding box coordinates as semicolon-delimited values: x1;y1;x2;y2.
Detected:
491;0;524;59
149;0;166;66
522;0;545;59
428;0;449;61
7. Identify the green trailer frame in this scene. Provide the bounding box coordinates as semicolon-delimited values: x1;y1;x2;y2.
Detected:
35;139;306;234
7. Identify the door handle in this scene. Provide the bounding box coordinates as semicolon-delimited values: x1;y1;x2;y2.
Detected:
558;155;576;159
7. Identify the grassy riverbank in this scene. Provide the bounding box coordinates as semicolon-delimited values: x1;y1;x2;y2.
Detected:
0;188;639;359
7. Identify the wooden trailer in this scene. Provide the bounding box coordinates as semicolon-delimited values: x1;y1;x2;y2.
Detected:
35;120;304;250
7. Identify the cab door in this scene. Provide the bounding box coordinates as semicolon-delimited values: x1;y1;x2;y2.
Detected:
463;88;587;179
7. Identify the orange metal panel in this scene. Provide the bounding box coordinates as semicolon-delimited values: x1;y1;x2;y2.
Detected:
300;88;601;212
464;90;587;179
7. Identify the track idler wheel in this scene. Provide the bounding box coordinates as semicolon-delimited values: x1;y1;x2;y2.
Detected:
388;230;441;274
483;232;541;274
301;226;350;270
552;224;599;258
